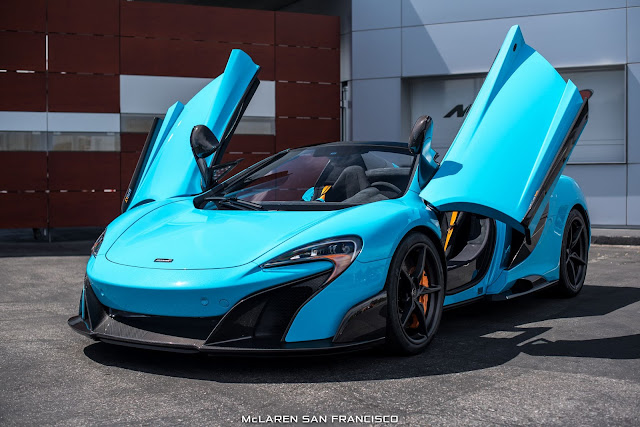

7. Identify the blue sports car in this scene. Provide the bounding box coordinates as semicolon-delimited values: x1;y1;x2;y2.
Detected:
69;25;591;355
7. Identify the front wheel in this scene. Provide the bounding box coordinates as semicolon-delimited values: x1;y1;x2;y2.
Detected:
386;232;445;355
556;208;589;297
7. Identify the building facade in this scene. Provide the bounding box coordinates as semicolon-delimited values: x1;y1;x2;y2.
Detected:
341;0;640;227
0;0;339;230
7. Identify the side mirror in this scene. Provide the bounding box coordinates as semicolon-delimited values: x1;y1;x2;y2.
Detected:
190;125;220;189
409;115;439;188
409;115;433;154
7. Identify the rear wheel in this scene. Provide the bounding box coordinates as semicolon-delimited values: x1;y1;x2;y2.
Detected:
386;232;445;355
557;209;589;297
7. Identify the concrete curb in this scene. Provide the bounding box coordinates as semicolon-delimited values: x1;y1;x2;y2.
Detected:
591;229;640;246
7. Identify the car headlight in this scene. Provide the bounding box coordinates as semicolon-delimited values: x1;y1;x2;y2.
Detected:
262;236;363;283
91;229;106;257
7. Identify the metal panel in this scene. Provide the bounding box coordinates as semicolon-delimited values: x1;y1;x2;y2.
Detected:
0;32;45;71
275;12;339;48
0;0;46;32
629;8;640;65
276;82;339;118
48;34;119;74
235;117;275;136
402;0;627;26
48;152;120;191
341;33;352;82
0;193;47;228
564;164;627;226
120;75;212;115
628;164;640;226
120;133;147;153
275;46;339;83
48;74;119;113
49;191;120;227
0;72;46;111
120;37;275;80
120;75;275;117
401;9;627;77
120;1;274;44
629;64;640;164
275;118;339;151
0;152;47;191
47;113;120;133
48;0;119;35
0;112;47;132
244;80;275;118
225;135;275;154
352;28;401;79
560;69;625;163
352;78;403;141
352;0;401;31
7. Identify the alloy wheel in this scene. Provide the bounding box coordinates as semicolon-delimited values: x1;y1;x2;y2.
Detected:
564;215;588;290
397;243;443;344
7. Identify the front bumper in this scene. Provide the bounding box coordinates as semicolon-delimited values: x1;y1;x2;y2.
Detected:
69;271;387;355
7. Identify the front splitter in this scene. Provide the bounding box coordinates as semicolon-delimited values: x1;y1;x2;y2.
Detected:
68;315;384;356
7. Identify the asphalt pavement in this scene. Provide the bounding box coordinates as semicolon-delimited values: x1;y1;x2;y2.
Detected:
0;244;639;426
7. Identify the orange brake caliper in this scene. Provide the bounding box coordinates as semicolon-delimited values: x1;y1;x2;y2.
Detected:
419;272;429;313
409;271;430;329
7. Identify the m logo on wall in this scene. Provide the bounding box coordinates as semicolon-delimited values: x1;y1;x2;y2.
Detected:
444;104;472;118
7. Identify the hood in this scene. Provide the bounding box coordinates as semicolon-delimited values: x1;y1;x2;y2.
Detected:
105;200;333;270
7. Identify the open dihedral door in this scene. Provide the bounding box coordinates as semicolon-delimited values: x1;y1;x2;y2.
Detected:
121;49;260;213
419;25;589;242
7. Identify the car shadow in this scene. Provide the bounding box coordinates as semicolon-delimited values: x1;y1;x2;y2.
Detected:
82;284;640;384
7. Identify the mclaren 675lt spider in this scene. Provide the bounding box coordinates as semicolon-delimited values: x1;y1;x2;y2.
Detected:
69;25;592;355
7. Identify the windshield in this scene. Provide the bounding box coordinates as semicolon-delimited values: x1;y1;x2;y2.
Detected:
218;144;415;206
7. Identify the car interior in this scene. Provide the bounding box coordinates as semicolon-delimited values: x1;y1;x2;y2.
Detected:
309;151;413;204
228;145;415;204
439;211;496;295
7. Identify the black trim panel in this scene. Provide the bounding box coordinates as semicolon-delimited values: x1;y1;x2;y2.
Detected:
332;292;387;344
488;275;558;301
521;98;589;242
121;117;162;213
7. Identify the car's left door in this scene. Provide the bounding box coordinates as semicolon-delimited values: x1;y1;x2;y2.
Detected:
419;26;589;241
121;49;260;213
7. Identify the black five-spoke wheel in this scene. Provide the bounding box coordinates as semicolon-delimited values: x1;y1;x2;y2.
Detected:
386;232;445;355
558;209;589;297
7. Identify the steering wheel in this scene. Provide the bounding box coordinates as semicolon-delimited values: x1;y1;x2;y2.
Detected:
370;181;402;196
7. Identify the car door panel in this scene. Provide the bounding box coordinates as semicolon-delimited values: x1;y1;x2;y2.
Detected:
122;49;260;212
420;25;588;240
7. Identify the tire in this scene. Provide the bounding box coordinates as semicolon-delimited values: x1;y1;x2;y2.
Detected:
386;232;446;355
556;208;589;297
